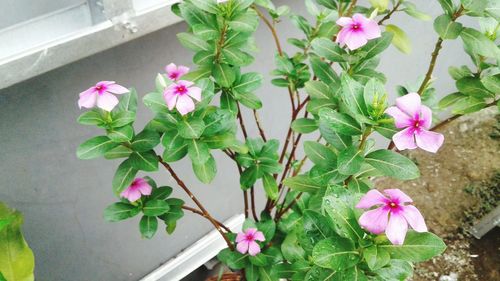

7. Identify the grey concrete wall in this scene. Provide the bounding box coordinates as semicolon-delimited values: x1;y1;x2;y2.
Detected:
0;1;474;280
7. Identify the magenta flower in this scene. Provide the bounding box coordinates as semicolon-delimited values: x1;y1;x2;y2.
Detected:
336;13;381;50
235;228;265;256
356;189;427;245
120;178;152;202
166;63;189;81
78;81;129;111
163;80;202;115
385;92;444;153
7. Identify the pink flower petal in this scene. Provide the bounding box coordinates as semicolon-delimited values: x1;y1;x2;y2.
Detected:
253;231;265;242
384;189;413;204
358;207;389;234
176;95;195;115
187;86;202;101
352;13;365;23
178;66;190;77
336;17;353;26
415;129;444;153
120;188;130;199
137;182;152;196
166;63;177;74
246;228;257;236
163;87;178;110
356;189;388;209
392;127;417;151
236;241;249;254
236;232;246;243
100;81;116;86
106;83;129;94
96;92;119;111
248;241;261;256
361;18;381;39
78;88;98;109
396;92;421;118
335;28;350;46
402;205;428;232
385;106;413;128
178;80;194;87
344;31;368;50
385;212;408;245
126;189;142;202
419;105;433;129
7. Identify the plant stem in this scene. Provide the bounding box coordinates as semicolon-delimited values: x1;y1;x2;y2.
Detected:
378;1;402;25
159;158;234;250
275;192;303;221
346;0;358;16
182;205;231;232
253;109;267;142
416;6;464;95
236;102;248;139
250;187;259;221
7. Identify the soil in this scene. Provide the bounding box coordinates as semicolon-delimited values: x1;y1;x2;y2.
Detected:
375;107;500;281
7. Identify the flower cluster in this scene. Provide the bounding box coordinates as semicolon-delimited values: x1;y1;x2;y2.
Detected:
336;14;381;50
78;81;129;111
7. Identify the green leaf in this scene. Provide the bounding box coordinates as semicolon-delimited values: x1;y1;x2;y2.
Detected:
233;72;263;93
379;231;447;262
178;118;205;139
108;125;134;142
460;27;500;60
112;160;138;195
104;145;133;159
118;88;138;112
193;155;217;183
131;130;161;152
283;175;322;193
150;186;173;201
229;11;259;32
311;38;347;62
104;202;140;222
461;0;487;14
365;149;420;180
323;186;364;239
374;259;413;281
111;111;136;128
143;91;168;113
369;0;389;10
282;231;306;262
222;47;254;66
77;136;117;160
456;76;492;98
189;0;219;13
402;2;432;20
357;32;393;60
162;131;188;162
337;146;364;175
217;248;248;269
139;216;158;239
0;203;35;281
235;91;263;109
312;237;359;271
451;96;486;114
319;108;363;136
143;199;170;216
305;81;332;100
262;173;279;200
364;245;390;270
433;14;463;40
481;74;500;94
437;0;456;15
448;65;473;80
187;139;211;163
486;0;500;20
304;141;337;169
319;122;352;151
340;74;367;116
213;64;236;88
77;110;105;126
291;118;318;133
385;24;412;54
310;56;339;86
129;150;159;172
438;92;466;109
177;32;210;51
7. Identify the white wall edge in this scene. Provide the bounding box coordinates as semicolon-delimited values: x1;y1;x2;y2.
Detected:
140;214;245;281
0;0;182;90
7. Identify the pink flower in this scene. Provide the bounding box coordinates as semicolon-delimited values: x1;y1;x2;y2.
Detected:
336;13;381;50
235;228;265;256
120;178;152;202
385;93;444;153
165;63;189;81
78;81;129;111
163;80;202;115
356;189;427;245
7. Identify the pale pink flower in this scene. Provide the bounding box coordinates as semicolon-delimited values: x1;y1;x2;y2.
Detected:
235;228;265;256
356;189;427;245
78;81;129;111
120;178;152;202
336;13;381;50
163;80;202;115
385;92;444;153
165;63;189;81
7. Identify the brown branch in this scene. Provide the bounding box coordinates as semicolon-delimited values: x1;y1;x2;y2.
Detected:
416;6;464;95
378;0;402;25
182;206;231;233
236;102;248;139
275;192;303;221
159;158;234;250
250;187;259;221
346;0;358;17
253;109;267;142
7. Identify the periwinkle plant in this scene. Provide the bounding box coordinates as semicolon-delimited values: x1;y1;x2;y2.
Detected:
76;0;499;280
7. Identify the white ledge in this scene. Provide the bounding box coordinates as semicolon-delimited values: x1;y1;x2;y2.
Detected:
0;0;182;90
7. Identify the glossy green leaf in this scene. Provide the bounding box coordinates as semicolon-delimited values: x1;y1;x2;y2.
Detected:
112;160;138;195
379;231;447;262
104;202;140;222
143;199;170;216
385;24;412;54
131;130;161;152
139;216;158;239
162;131;188;162
304;141;337;169
311;38;347;62
77;136;117;160
129;150;159;172
337;146;364;175
365;149;420;180
177;32;210;51
193;154;217;183
283;175;322;193
433;14;463;40
319;108;363;136
291;118;318;133
178;119;205;139
312;237;359;270
262;173;279;200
